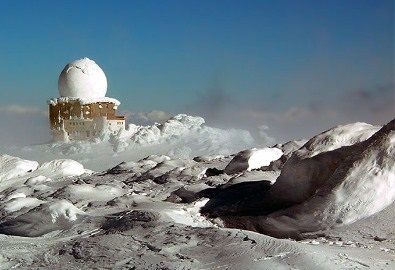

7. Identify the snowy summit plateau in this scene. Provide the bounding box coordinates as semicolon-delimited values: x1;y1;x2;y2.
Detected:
0;57;394;269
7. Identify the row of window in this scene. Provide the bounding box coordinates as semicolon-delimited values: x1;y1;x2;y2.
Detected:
66;130;119;137
108;121;124;126
67;131;97;137
67;121;124;127
69;122;86;126
60;107;113;115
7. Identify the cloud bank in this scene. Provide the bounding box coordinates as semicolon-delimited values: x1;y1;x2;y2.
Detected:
0;80;393;147
182;81;394;143
0;105;50;146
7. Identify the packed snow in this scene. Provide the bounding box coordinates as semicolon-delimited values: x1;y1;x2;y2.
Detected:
224;147;283;174
0;116;394;269
0;155;39;182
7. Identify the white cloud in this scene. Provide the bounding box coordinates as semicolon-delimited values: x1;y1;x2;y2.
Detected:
190;105;340;143
121;110;173;125
241;106;339;124
137;110;172;122
0;105;47;116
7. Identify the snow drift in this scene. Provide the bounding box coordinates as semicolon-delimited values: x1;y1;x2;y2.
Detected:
202;119;395;238
111;114;256;155
224;147;283;175
0;200;86;237
0;119;394;269
0;155;39;182
3;114;258;171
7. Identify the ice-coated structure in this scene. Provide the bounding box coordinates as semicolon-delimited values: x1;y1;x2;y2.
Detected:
58;58;108;99
48;57;125;141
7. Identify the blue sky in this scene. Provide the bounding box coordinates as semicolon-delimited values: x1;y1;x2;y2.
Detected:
0;0;393;144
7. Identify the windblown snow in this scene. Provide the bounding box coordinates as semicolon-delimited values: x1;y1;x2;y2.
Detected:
3;114;256;171
0;115;394;269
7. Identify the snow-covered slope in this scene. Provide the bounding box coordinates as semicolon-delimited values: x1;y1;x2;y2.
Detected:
294;122;380;158
202;119;395;239
0;118;394;269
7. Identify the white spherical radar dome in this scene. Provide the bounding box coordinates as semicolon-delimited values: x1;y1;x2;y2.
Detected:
58;57;107;98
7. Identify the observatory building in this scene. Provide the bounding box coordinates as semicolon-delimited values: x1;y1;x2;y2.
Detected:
48;57;125;141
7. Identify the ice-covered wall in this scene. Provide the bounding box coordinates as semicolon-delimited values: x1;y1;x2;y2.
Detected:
48;99;122;130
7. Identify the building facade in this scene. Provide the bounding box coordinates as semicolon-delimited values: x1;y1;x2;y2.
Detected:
48;97;125;141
